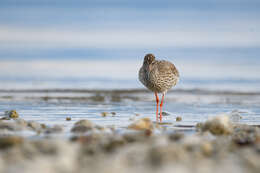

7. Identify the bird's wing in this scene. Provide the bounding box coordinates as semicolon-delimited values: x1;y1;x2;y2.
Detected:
157;60;179;79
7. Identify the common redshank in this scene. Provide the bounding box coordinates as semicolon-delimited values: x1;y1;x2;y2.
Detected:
139;53;179;122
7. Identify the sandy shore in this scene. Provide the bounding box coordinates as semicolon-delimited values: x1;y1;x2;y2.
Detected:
0;112;260;173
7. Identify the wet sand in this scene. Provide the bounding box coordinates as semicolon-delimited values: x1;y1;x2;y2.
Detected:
0;114;260;173
0;89;260;172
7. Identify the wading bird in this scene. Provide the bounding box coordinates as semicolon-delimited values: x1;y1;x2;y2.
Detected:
139;54;179;122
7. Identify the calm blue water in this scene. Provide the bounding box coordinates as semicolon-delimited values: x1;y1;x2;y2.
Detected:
0;0;259;91
0;0;259;60
0;59;260;91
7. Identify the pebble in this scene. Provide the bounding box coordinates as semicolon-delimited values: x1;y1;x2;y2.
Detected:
45;125;63;134
200;142;213;156
41;123;47;129
71;119;94;133
232;125;258;146
168;132;184;141
101;112;108;117
128;118;153;131
162;112;170;116
197;114;233;135
27;121;43;132
14;118;28;127
5;110;19;119
0;136;24;149
75;119;93;127
176;116;182;121
0;117;10;120
0;121;23;131
102;137;126;152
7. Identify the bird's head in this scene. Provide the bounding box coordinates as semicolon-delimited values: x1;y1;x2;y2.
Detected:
143;53;155;65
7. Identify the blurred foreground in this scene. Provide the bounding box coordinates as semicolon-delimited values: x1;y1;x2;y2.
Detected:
0;112;260;173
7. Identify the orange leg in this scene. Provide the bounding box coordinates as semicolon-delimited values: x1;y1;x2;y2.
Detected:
159;93;165;122
155;92;159;121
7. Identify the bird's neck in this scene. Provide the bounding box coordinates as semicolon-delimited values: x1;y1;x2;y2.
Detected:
143;63;150;73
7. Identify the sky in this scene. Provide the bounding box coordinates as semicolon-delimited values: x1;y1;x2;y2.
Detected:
0;0;259;61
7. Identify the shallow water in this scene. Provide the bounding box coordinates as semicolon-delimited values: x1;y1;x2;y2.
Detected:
1;89;260;137
1;58;260;137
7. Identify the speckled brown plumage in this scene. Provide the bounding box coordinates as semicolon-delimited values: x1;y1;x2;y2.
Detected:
139;53;179;121
139;54;179;93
